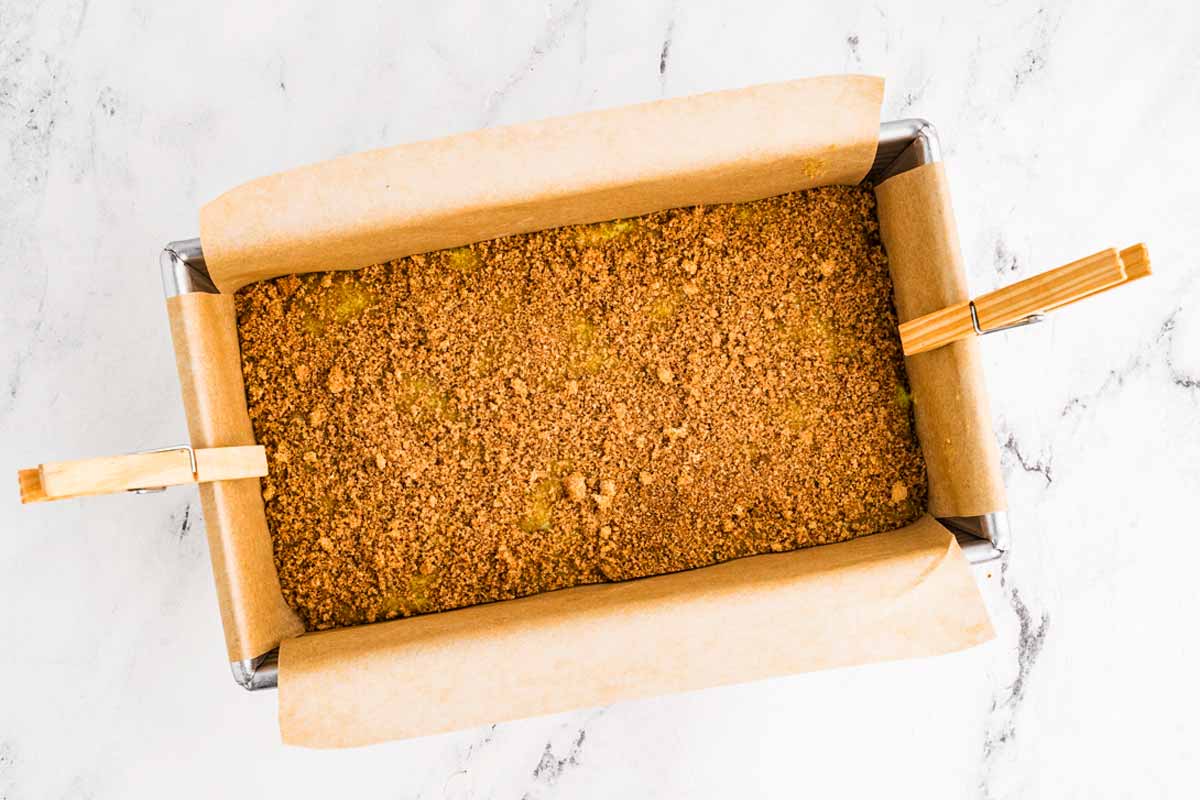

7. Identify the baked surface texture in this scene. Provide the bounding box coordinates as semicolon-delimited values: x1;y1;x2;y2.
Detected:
235;185;927;631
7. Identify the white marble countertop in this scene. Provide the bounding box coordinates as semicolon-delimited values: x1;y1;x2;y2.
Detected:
2;1;1198;797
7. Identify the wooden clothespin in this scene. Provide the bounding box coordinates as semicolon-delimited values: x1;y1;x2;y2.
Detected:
899;244;1151;356
18;445;268;504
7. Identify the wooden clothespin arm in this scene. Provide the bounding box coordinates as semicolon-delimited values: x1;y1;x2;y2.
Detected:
899;243;1151;357
18;445;268;504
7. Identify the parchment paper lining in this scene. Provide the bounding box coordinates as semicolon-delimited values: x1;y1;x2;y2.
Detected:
200;76;883;293
167;293;304;660
876;163;1008;517
165;75;1003;746
279;516;992;748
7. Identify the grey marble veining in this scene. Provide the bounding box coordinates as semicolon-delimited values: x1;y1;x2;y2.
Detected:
2;1;1198;798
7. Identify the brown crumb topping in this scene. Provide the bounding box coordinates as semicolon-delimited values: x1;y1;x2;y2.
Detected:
235;185;927;631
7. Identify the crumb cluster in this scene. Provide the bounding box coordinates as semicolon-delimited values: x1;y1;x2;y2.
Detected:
235;185;927;631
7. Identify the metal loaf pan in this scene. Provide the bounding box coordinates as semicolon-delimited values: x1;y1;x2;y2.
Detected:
161;119;1009;691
